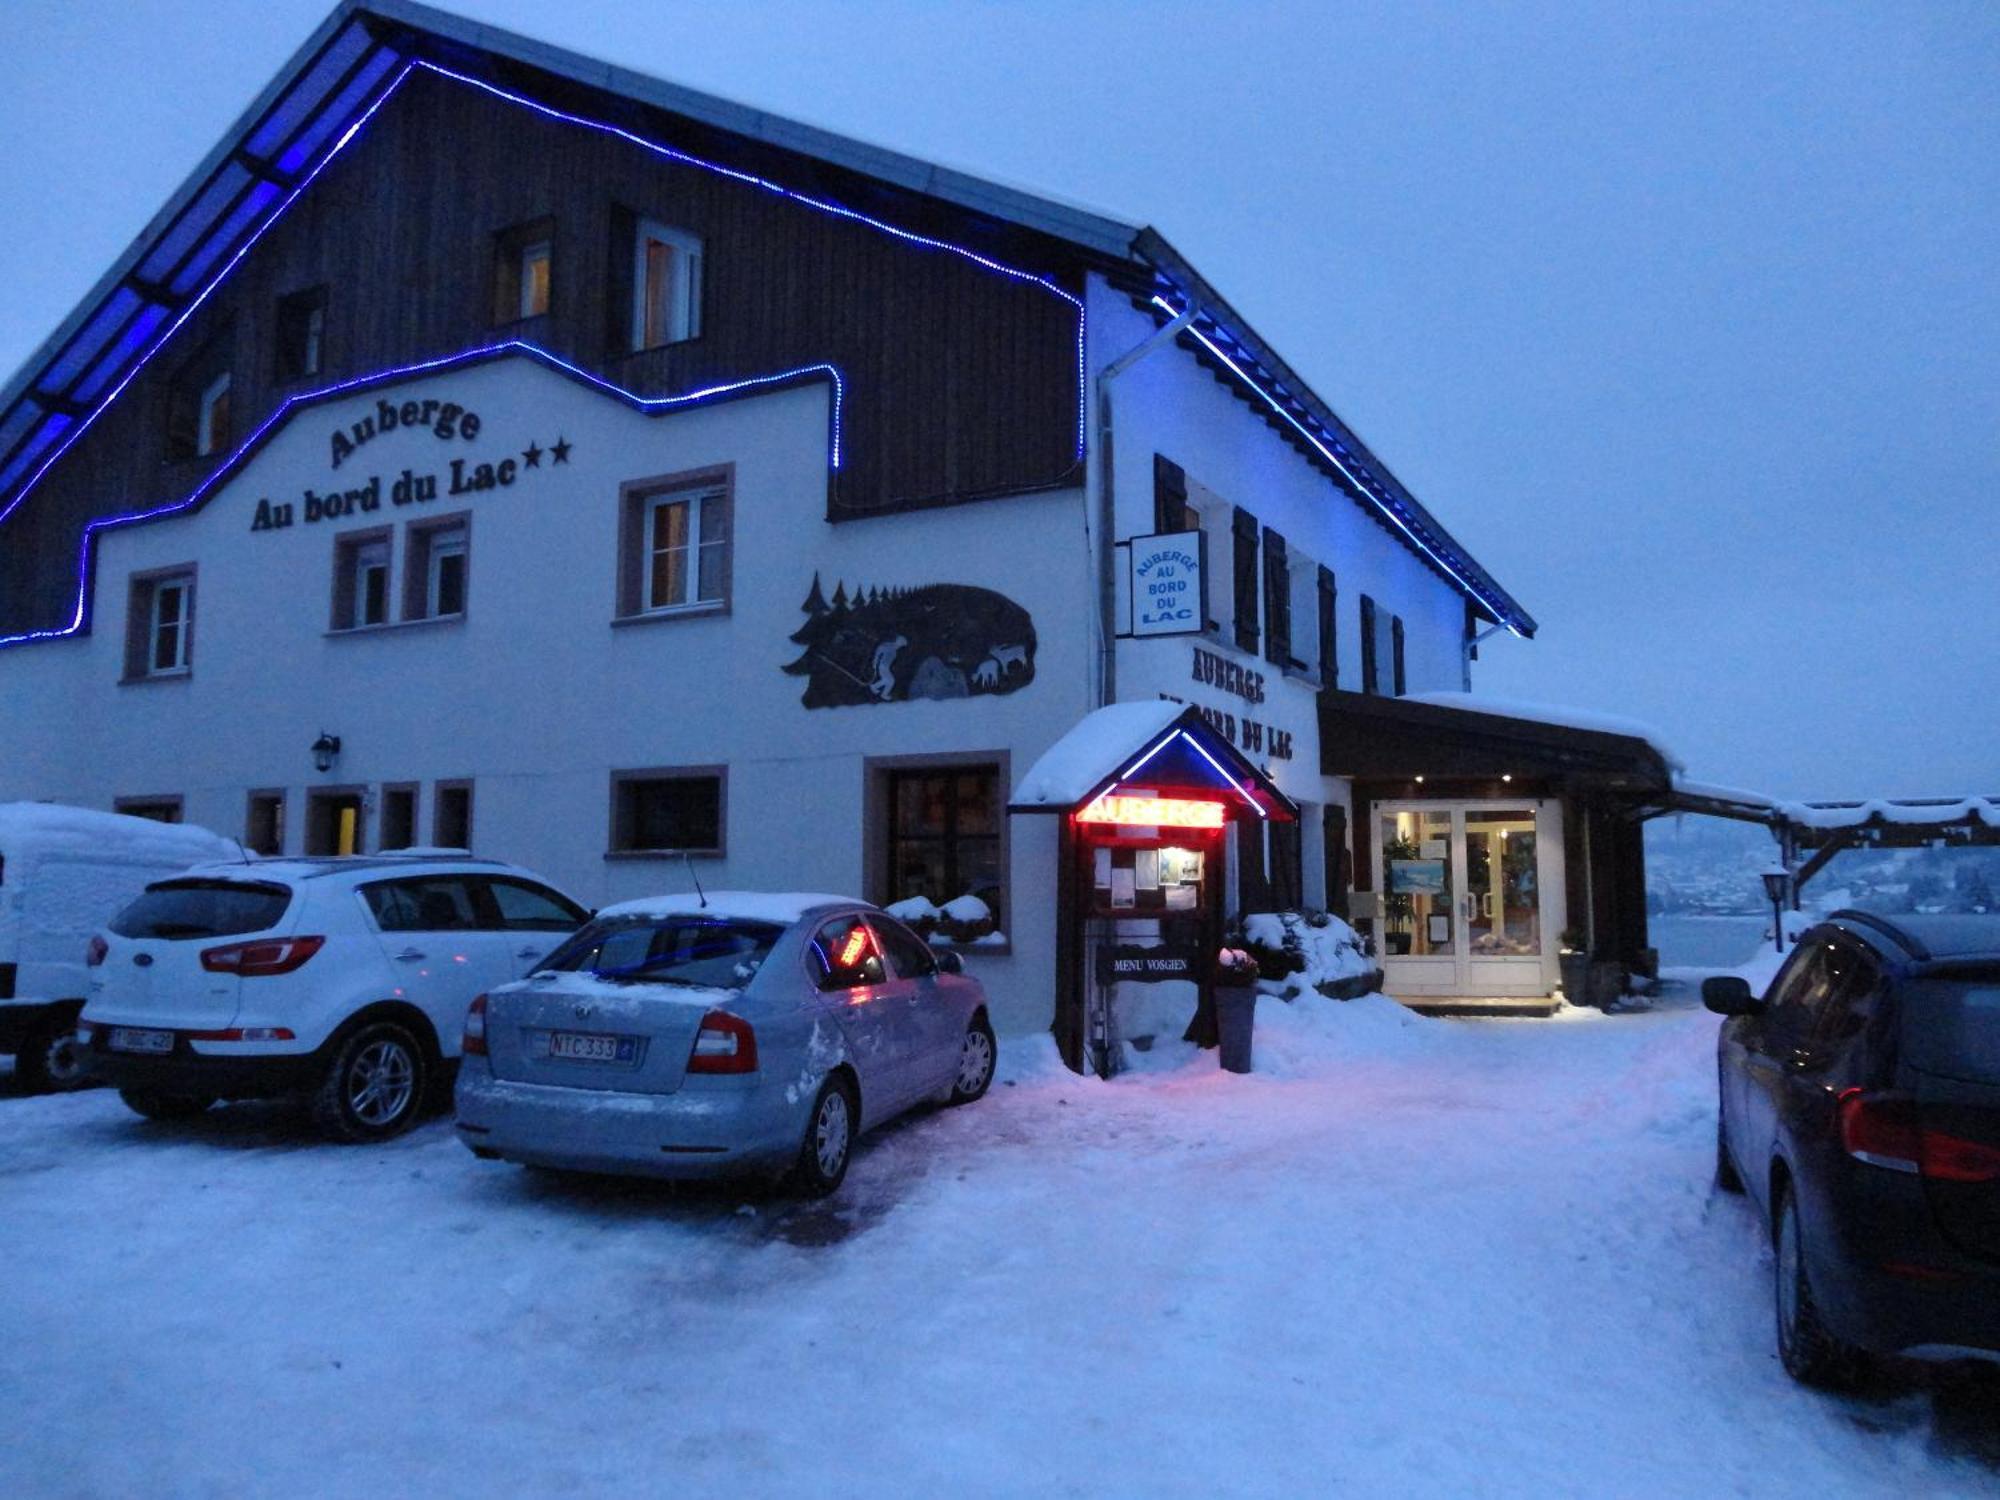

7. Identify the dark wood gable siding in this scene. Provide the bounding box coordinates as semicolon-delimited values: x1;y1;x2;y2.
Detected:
0;68;1084;636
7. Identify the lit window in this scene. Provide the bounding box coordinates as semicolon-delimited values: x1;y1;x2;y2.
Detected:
124;570;196;679
403;517;469;621
276;287;327;380
331;530;391;630
195;373;232;459
631;220;702;349
618;479;729;617
494;220;554;324
610;769;725;855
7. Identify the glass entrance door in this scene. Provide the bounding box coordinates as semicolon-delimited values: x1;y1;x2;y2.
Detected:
1375;801;1557;996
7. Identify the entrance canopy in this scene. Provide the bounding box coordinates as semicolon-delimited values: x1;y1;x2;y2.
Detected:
1013;703;1295;823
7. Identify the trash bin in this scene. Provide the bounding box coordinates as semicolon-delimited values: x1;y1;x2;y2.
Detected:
1215;984;1257;1074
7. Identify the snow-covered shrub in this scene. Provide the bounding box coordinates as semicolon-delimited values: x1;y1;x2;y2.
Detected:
1243;911;1382;1001
938;892;996;945
884;893;941;939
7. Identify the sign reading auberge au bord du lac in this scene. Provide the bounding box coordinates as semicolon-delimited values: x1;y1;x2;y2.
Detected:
246;395;573;533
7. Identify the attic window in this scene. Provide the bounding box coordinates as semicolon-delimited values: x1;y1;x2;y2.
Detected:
493;218;554;325
167;335;234;460
631;220;702;349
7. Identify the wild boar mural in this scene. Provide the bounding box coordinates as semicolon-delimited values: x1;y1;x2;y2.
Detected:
783;575;1038;708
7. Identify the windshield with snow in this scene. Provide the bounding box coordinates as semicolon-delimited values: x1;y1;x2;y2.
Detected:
536;914;782;989
110;879;292;941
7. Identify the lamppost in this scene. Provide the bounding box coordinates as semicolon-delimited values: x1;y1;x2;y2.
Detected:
1761;869;1789;955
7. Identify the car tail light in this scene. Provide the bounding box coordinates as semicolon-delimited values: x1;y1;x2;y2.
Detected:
463;994;488;1057
86;935;108;967
1839;1090;2000;1183
199;935;325;977
688;1011;757;1074
185;1027;297;1042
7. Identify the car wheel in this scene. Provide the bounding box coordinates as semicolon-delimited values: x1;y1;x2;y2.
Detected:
792;1076;855;1198
16;1010;89;1094
1774;1181;1867;1388
118;1088;215;1122
1715;1109;1744;1194
948;1014;996;1106
311;1022;429;1143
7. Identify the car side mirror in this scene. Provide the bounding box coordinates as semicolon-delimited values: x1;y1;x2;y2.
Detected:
1702;976;1761;1017
934;949;964;976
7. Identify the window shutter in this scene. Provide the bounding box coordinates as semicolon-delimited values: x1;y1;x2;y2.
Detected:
1322;804;1351;917
1392;616;1407;697
1359;595;1378;694
1270;820;1303;911
1232;507;1260;653
1237;820;1269;916
1153;455;1188;533
1261;526;1290;668
1317;565;1338;690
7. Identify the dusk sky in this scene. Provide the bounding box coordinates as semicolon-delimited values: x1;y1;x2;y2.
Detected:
3;0;1993;800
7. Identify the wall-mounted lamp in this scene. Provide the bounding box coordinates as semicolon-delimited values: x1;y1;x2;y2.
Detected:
311;731;342;774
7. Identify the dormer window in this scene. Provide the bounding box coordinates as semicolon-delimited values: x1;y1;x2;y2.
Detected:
494;218;554;325
167;334;234;460
631;220;702;349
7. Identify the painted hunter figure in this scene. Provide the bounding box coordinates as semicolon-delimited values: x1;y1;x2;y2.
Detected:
784;575;1038;708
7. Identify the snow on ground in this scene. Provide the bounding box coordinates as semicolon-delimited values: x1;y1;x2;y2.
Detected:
4;993;1996;1498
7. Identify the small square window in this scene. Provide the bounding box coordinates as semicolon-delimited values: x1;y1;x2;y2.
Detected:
246;791;285;856
379;784;418;851
630;219;701;349
115;796;183;825
403;516;469;622
276;287;327;380
610;769;725;855
494;219;554;325
433;781;473;851
123;568;196;680
331;528;392;630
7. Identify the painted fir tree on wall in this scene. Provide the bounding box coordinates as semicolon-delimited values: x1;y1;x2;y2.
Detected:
783;573;1038;708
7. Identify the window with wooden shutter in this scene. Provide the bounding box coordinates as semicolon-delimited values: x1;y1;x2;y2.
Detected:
1232;507;1260;653
1359;595;1379;694
1262;525;1291;668
1153;454;1188;533
1323;804;1351;917
1317;565;1338;690
1392;616;1407;696
1237;820;1270;915
1269;820;1303;911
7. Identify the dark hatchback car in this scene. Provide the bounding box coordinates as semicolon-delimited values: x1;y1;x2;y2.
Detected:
1707;910;2000;1386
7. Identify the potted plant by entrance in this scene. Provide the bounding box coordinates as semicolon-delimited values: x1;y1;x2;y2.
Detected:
1558;929;1591;1007
1213;946;1261;1074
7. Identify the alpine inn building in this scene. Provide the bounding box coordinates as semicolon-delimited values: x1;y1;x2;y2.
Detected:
0;1;1676;1073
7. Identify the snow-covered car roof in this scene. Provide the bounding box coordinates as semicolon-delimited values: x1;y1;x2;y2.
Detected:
0;801;238;863
175;854;524;884
595;891;867;926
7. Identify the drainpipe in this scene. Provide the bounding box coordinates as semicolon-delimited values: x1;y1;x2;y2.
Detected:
1094;300;1198;708
1462;621;1507;691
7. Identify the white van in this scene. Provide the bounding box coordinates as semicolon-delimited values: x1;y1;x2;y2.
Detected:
0;804;238;1092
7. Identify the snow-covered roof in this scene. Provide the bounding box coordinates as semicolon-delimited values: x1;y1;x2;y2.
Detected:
1402;691;1684;773
1012;701;1186;809
595;891;864;926
0;803;238;863
1777;797;2000;832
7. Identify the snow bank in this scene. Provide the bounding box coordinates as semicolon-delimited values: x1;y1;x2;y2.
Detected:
1247;991;1435;1077
0;802;237;864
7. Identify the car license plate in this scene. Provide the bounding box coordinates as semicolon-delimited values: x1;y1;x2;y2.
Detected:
109;1027;175;1055
548;1031;636;1064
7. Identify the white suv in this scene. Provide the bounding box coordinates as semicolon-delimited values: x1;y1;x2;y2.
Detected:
77;855;589;1141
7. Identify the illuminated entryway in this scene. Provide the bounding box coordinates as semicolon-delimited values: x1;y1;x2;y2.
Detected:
1372;799;1566;997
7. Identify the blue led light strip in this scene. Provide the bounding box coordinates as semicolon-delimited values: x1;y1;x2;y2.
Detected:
1149;294;1524;636
0;343;842;648
1109;726;1271;821
410;62;1087;462
0;64;419;531
0;53;1089;627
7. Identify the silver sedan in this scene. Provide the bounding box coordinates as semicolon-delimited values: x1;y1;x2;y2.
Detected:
454;892;997;1195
